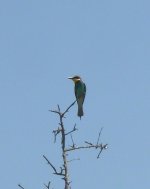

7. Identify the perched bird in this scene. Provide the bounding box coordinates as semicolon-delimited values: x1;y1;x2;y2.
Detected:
68;75;86;119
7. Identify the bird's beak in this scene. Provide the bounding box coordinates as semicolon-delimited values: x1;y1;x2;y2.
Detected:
68;77;73;80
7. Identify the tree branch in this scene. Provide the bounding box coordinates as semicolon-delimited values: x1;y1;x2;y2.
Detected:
19;99;108;189
43;155;65;176
65;124;78;136
47;101;77;189
97;144;108;158
53;127;62;143
18;184;25;189
96;127;103;146
44;181;53;189
62;100;76;117
46;101;108;189
49;100;76;118
65;143;107;152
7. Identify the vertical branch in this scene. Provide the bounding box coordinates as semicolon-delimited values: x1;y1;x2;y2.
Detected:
58;102;76;188
59;110;70;189
50;102;76;189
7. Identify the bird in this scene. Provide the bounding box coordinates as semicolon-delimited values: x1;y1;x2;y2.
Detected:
68;75;86;119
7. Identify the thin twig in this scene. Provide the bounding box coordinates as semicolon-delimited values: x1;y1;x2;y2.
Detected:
70;134;75;148
43;155;65;176
65;124;78;136
18;184;25;189
85;141;93;145
53;127;62;143
44;181;51;189
62;100;76;117
57;104;61;112
65;143;104;152
96;127;103;146
49;100;76;118
49;110;60;115
97;144;108;158
67;158;80;163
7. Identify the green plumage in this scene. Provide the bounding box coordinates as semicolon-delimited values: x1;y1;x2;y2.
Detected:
75;80;86;119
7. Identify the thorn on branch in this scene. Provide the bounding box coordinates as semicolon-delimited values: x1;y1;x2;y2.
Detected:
85;141;93;146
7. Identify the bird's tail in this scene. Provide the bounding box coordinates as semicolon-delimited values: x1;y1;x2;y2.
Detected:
78;103;83;119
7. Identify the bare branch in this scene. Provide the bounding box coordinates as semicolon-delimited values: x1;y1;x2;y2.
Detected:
43;155;65;176
62;100;76;117
19;99;108;189
18;184;25;189
67;158;80;163
49;101;76;118
70;134;75;148
96;127;103;146
65;143;108;157
44;181;52;189
48;101;107;189
65;124;78;136
57;104;61;112
53;127;62;143
49;109;60;115
97;144;108;158
85;141;93;145
43;155;57;172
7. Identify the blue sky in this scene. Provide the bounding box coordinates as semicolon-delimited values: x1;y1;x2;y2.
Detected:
0;0;150;188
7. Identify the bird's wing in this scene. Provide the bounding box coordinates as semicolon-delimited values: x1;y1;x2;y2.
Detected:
75;81;86;101
83;83;86;96
82;82;86;102
75;84;78;99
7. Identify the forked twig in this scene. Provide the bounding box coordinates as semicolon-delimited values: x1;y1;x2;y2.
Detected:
43;155;65;176
44;181;53;189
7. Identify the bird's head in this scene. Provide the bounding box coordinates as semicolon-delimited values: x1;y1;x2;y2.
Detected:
68;75;81;83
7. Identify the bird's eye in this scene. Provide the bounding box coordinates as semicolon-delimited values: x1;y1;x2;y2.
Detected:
74;77;79;79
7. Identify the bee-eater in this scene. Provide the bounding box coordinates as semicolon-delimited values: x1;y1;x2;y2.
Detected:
68;75;86;119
